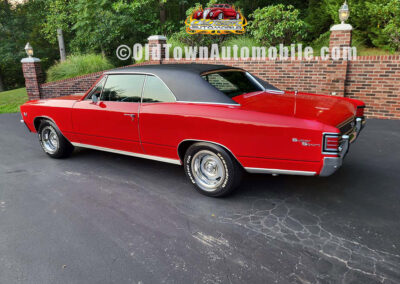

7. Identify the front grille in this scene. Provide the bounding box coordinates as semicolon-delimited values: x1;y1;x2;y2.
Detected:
338;117;356;135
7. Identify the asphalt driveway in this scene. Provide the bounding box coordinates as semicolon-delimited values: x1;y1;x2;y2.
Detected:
0;113;399;283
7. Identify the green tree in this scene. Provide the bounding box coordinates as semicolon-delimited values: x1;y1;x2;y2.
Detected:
248;4;307;46
0;0;59;90
367;0;400;51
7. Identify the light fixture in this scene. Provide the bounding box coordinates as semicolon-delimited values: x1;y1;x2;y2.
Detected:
25;42;33;58
339;1;350;24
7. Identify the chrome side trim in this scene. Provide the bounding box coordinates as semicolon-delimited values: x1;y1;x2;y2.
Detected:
265;89;285;95
245;167;316;176
200;69;244;76
175;101;240;106
71;142;181;165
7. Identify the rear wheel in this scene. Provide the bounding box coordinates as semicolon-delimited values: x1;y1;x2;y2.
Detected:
38;120;74;159
184;142;242;197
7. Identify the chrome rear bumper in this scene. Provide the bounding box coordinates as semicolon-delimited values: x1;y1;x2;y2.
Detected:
320;117;365;177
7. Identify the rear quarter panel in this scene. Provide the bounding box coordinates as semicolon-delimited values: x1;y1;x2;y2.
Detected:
139;103;335;171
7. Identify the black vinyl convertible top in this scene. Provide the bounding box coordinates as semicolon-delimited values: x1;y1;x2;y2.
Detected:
105;64;244;104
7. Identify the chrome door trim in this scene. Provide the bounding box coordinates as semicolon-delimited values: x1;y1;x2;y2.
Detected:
71;142;181;165
245;167;316;176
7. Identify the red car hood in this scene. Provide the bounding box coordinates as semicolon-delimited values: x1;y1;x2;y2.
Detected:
233;91;356;127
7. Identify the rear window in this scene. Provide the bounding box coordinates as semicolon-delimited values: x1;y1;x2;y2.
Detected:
201;71;264;98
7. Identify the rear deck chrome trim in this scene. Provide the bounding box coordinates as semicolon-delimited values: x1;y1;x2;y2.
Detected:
245;167;316;176
71;142;182;165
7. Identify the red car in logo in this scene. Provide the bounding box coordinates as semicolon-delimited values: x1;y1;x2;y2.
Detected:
193;4;241;20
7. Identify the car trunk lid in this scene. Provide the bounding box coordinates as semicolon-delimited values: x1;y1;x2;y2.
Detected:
233;91;356;127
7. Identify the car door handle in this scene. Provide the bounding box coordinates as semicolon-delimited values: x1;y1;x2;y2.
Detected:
124;113;136;121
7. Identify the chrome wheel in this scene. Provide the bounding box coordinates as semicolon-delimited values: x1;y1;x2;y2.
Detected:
191;150;226;192
41;126;59;154
218;13;224;20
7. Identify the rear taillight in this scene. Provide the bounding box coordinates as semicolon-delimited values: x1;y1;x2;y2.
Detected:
356;106;365;117
323;134;340;153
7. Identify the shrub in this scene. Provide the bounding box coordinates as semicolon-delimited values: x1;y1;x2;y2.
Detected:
222;36;261;57
167;37;189;58
248;4;307;46
46;54;114;82
367;0;400;52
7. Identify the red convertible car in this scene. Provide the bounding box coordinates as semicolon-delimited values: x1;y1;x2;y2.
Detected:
20;64;366;197
193;4;241;20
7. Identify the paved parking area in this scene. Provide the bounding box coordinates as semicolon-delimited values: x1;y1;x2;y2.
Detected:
0;113;399;283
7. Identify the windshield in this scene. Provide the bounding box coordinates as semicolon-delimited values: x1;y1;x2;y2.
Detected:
201;71;279;98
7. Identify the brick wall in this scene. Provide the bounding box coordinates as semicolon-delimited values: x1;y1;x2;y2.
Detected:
346;56;400;119
40;71;102;99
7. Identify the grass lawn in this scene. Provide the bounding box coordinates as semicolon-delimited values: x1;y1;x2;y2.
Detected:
0;88;28;114
358;47;400;56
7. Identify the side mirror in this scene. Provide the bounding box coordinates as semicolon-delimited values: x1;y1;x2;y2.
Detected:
91;94;99;104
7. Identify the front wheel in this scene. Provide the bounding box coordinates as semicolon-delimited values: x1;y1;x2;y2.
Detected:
38;120;74;159
218;13;224;20
184;142;243;197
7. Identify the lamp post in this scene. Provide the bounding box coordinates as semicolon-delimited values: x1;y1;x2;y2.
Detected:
339;1;350;24
21;43;43;100
24;42;34;58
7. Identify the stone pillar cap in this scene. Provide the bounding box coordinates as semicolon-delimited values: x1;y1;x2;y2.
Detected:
147;35;167;41
330;24;353;31
21;57;41;63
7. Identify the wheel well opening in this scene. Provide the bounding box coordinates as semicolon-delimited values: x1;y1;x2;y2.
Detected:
34;118;43;131
33;117;50;131
177;140;195;162
177;140;243;169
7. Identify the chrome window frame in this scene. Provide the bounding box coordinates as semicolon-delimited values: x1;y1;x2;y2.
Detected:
141;74;177;104
103;71;177;103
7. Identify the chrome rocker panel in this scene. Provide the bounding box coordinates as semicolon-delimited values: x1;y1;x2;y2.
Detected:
71;143;182;165
245;168;316;176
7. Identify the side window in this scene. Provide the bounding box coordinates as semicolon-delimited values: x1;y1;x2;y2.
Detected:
101;74;145;103
142;76;175;103
86;77;105;100
203;73;238;93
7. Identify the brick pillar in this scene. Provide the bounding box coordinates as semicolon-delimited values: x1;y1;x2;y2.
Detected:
329;24;352;57
21;57;44;100
327;24;353;97
147;35;167;63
